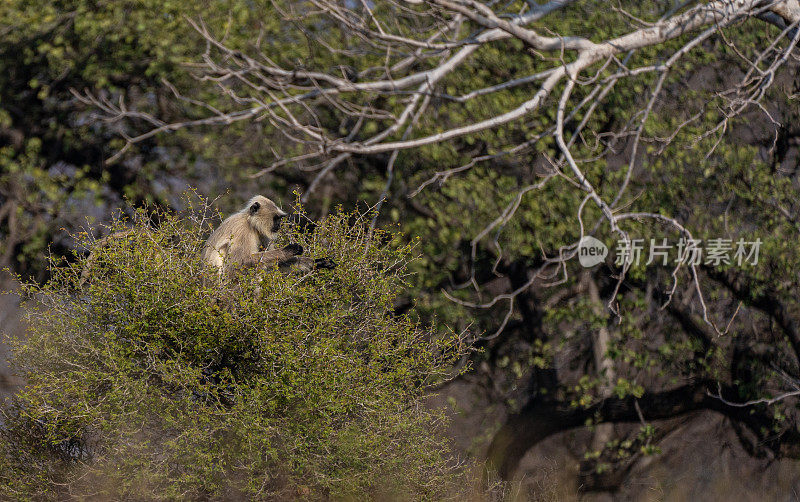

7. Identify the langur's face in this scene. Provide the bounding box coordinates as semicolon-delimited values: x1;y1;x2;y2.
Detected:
246;195;288;239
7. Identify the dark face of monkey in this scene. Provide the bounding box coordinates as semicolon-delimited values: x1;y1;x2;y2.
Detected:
245;195;288;240
271;212;286;232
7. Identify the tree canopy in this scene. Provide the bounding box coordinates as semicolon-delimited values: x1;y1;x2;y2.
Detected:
2;197;470;499
2;0;800;496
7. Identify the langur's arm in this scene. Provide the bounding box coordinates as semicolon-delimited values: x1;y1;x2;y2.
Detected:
252;244;304;268
278;256;337;272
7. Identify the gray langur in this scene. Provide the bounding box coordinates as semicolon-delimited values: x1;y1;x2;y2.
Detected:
201;195;335;275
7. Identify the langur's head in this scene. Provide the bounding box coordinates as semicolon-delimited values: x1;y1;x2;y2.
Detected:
243;195;287;240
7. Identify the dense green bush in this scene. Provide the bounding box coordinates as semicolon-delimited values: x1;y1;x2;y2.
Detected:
0;196;470;500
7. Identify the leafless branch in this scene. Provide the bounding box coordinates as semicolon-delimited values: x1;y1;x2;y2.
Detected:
76;0;800;335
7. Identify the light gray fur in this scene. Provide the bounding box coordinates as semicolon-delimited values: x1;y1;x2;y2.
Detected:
202;195;295;274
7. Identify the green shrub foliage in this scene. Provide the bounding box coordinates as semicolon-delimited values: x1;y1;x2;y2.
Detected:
1;197;468;500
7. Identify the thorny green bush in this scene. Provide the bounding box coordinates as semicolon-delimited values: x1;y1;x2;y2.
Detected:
0;196;472;500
